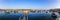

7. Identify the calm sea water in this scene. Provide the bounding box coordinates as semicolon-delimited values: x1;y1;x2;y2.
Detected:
0;12;59;20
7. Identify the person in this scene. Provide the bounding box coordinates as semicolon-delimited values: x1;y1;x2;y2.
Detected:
56;18;60;20
20;15;24;20
51;12;57;20
20;16;23;20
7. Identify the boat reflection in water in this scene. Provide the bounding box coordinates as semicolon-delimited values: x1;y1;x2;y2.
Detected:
0;9;60;20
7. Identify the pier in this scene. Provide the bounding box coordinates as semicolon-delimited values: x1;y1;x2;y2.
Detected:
0;9;60;20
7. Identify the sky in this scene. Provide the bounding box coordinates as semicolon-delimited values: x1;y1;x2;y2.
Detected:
0;0;60;9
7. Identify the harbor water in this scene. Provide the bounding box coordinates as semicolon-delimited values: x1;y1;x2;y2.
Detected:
0;12;60;20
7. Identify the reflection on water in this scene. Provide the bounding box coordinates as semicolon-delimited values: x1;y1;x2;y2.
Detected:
0;12;24;20
0;12;60;20
28;12;51;20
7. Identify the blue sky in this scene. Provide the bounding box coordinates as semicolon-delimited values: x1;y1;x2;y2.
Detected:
0;0;60;9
